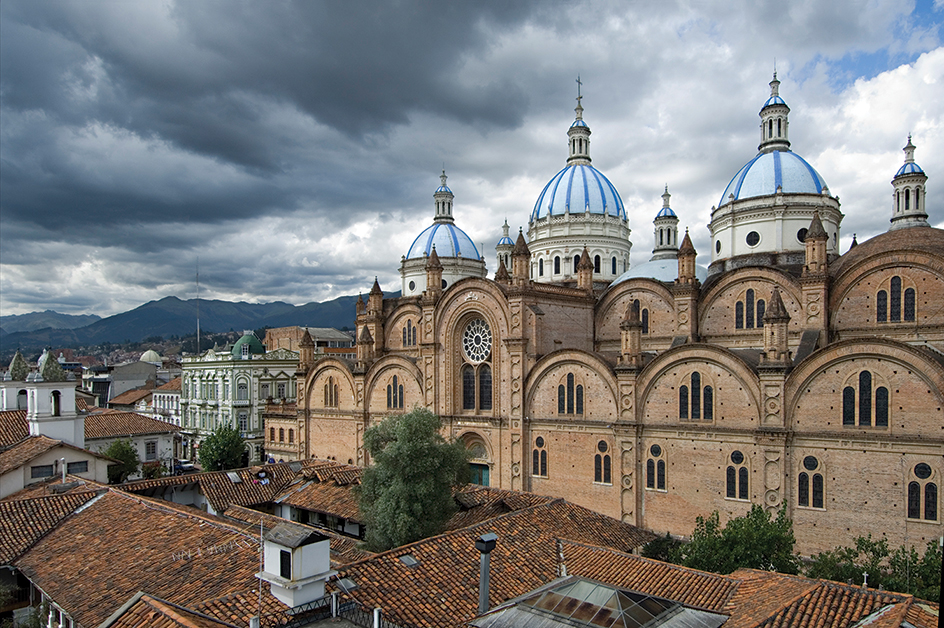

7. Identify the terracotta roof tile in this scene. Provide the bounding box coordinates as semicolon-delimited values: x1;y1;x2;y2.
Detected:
0;491;99;563
0;410;28;448
14;489;288;627
85;411;179;439
0;435;104;475
157;377;182;392
108;387;154;406
904;601;940;628
0;474;106;501
102;593;241;628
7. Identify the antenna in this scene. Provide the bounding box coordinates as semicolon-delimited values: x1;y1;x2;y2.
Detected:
196;258;201;355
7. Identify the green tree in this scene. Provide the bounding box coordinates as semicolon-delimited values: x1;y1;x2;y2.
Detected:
358;408;470;552
198;424;246;471
641;532;682;563
103;438;140;484
672;505;799;575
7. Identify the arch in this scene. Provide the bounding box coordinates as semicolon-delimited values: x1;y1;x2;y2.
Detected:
524;350;619;418
363;355;424;412
698;268;802;337
595;279;676;342
305;359;358;411
458;430;493;462
386;305;423;349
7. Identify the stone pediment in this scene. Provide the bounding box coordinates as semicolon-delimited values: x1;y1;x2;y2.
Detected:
264;348;299;361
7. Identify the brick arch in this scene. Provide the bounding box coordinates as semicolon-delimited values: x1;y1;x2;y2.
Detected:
304;359;356;411
784;338;944;430
635;344;761;424
385;304;423;349
364;355;424;414
595;279;675;341
524;350;618;420
698;268;801;337
458;430;494;462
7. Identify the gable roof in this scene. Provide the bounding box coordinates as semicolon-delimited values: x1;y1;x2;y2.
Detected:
0;435;115;475
0;409;29;447
0;491;99;564
108;387;154;406
156;376;182;392
84;411;179;439
100;592;242;628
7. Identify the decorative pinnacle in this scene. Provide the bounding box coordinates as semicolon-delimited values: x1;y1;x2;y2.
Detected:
662;185;671;208
575;75;584;120
770;71;780;97
903;135;916;163
440;169;448;187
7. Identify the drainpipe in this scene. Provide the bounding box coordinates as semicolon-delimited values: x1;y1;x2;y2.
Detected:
475;533;498;615
60;458;66;483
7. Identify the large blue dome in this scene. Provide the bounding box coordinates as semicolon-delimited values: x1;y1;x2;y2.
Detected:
531;164;626;222
720;150;827;206
407;222;480;260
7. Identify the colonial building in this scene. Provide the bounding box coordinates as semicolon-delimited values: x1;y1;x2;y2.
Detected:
295;76;943;557
180;331;298;464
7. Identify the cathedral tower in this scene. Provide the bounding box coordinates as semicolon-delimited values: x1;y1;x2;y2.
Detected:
889;136;930;230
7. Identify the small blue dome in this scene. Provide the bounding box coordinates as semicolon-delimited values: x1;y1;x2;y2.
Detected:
407;222;480;260
496;235;514;246
896;162;924;176
436;184;453;193
531;164;626;222
763;95;787;108
570;119;589;129
720;150;827;206
655;206;677;218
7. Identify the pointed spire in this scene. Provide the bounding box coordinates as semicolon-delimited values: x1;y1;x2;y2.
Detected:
567;78;591;165
805;211;828;241
299;329;314;347
769;71;780;99
426;245;443;270
577;246;594;270
9;350;29;381
369;277;383;296
358;325;373;344
764;288;790;322
679;228;696;255
356;293;365;315
575;75;584;120
512;228;530;256
495;257;510;283
849;234;858;250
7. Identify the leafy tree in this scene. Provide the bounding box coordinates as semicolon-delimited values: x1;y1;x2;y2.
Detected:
198;424;246;471
358;408;471;552
103;438;140;484
672;505;799;575
641;532;682;562
807;535;941;602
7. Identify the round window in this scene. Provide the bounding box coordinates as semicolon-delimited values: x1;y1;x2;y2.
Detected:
796;228;808;243
915;463;932;479
535;436;545;448
442;279;447;289
650;444;662;457
731;450;744;465
803;456;818;471
408;281;416;291
597;440;608;453
715;240;721;254
746;231;760;247
462;318;492;363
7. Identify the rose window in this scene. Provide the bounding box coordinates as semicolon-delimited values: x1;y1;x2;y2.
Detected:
462;318;492;363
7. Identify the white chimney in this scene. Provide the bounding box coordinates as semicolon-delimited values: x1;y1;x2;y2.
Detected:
256;523;336;608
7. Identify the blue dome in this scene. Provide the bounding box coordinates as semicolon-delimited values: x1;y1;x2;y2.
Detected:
896;162;924;176
407;222;480;260
655;206;677;218
570;119;589;128
720;150;827;206
531;164;626;221
613;259;708;284
496;235;514;246
763;95;787;107
436;184;453;193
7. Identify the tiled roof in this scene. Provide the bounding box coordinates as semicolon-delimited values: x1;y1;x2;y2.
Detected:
831;226;944;278
0;409;28;447
0;474;106;502
14;489;288;627
122;462;299;513
194;590;289;625
156;377;182;392
0;491;99;563
0;435;96;475
333;499;656;628
101;592;241;628
222;504;374;567
108;387;154;406
447;486;555;531
85;411;179;439
273;461;363;520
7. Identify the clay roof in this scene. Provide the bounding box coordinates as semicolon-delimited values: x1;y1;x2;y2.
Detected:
14;489;288;627
101;592;241;628
156;377;182;392
0;491;99;564
108;387;154;406
334;499;656;628
0;409;28;447
0;435;110;475
1;474;106;502
447;486;555;531
272;460;363;520
121;462;299;513
85;411;179;439
830;226;944;277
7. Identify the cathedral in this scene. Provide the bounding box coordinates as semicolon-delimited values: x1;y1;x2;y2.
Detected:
290;75;943;556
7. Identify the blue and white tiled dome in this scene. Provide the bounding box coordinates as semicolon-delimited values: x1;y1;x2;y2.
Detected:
407;222;480;260
655;206;677;218
896;161;924;176
719;150;827;206
531;164;626;221
496;233;514;247
763;94;787;107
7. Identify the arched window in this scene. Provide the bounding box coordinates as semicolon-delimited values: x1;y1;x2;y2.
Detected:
237;382;248;400
735;302;744;329
904;288;916;322
777;118;782;137
270;427;275;442
908;463;937;521
633;299;649;334
594;255;601;273
51;391;61;417
402;320;417;347
463;365;475;410
798;456;824;509
574;255;581;273
279;428;285;443
594;441;611;484
17;390;27;411
611;257;617;275
533;436;548;477
679;386;689;420
703;386;713;421
646;444;666;491
690;372;701;420
890;276;902;322
727;450;748;500
554;256;561;274
877;291;888;322
745;289;755;329
756;299;765;328
386;375;404;409
905;188;910;210
478;364;492;411
539;259;544;276
288;429;294;444
558;373;583;415
567;373;575;414
858;371;872;426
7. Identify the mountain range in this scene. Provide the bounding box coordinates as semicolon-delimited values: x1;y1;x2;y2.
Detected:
0;293;389;352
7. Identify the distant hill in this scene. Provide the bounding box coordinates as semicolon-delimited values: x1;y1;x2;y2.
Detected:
0;310;101;334
0;292;397;352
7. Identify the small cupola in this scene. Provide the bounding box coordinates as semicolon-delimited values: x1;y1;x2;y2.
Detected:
889;135;930;231
758;71;790;153
567;77;591;166
257;522;336;608
652;185;680;260
433;170;455;222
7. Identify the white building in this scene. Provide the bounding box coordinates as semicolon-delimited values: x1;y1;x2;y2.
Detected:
180;331;298;464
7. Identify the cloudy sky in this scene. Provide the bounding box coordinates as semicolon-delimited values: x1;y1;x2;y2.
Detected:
1;1;942;317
